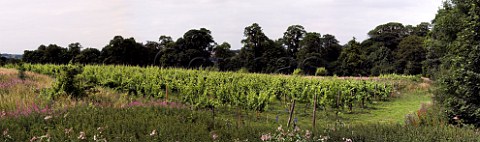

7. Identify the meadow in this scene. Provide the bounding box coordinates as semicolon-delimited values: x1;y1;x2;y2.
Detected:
1;64;479;141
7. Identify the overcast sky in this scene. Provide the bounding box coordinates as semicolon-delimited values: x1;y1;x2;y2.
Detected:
0;0;443;54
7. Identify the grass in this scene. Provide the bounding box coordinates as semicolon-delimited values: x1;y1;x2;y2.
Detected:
344;90;432;124
1;67;480;141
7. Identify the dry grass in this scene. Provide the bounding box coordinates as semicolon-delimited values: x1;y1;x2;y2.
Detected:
0;68;52;113
0;68;169;118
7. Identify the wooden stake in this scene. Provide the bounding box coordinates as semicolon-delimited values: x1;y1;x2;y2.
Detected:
287;100;296;128
312;94;317;138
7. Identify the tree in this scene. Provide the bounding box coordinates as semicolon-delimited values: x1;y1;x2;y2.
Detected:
67;42;82;62
282;25;306;59
431;0;480;127
238;23;271;72
75;48;101;64
44;44;68;64
297;32;324;75
368;46;395;75
181;28;215;68
395;35;426;75
100;36;147;66
212;42;236;71
368;22;408;50
337;39;368;76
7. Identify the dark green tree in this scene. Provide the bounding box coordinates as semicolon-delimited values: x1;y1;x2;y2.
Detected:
337;39;368;76
395;35;427;75
368;46;395;75
75;48;101;64
368;22;408;50
238;23;271;72
297;32;324;75
432;0;480;126
282;25;306;59
67;43;82;62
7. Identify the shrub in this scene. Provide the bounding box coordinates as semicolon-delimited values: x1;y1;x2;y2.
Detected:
17;63;26;80
50;64;85;98
237;67;249;73
315;67;328;76
292;68;303;76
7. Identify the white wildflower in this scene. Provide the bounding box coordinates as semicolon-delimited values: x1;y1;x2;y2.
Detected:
44;115;52;120
150;129;157;136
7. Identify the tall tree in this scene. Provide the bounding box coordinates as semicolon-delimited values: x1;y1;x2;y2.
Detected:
67;43;82;63
368;22;408;50
283;25;306;59
238;23;271;72
297;32;324;75
395;35;426;75
75;48;101;64
337;39;368;76
368;46;395;75
100;36;147;65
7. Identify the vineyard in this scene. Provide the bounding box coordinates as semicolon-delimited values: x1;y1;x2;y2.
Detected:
8;64;394;113
3;64;480;141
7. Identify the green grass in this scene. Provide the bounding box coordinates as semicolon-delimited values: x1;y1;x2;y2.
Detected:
344;90;432;124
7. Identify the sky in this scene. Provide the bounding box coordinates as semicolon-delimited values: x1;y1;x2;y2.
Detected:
0;0;443;54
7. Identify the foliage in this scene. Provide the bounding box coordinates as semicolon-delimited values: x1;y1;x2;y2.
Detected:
395;35;427;75
19;64;393;113
430;0;480;127
315;67;328;76
17;63;26;80
49;64;85;98
337;39;368;76
292;68;303;76
283;25;306;59
1;106;479;141
20;22;431;76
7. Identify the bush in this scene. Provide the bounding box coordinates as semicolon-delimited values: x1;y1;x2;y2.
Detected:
315;67;328;76
237;67;249;73
17;63;26;80
50;64;85;98
292;68;303;76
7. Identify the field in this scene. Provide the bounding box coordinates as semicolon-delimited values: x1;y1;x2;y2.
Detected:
1;64;480;141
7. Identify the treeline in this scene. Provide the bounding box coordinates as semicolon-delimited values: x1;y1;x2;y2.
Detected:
22;22;430;76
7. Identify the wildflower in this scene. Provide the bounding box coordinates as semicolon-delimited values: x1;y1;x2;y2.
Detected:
319;135;330;141
294;126;301;132
1;110;6;118
30;136;38;142
97;127;104;133
260;133;272;141
44;115;52;120
343;138;353;142
150;129;157;136
39;133;51;141
65;127;73;135
78;131;86;140
453;115;460;120
304;130;311;139
2;128;8;136
211;132;218;140
277;125;283;131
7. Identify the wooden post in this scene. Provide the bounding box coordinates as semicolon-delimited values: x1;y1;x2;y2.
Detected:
312;94;317;138
165;83;168;103
287;100;296;128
